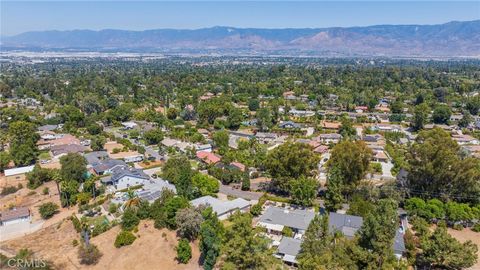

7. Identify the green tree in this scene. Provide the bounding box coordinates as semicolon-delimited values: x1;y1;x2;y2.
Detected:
265;142;319;194
90;136;106;151
60;153;87;182
248;99;260;111
458;111;473;128
466;96;480;115
199;207;223;270
176;207;204;240
256;107;272;131
143;128;164;145
223;213;280;269
167;108;178;120
432;105;451;124
420;226;478;269
339;116;356;139
0;151;11;172
290;176;318;207
114;230;136;248
212;129;229;154
121;208;140;231
357;199;399;269
176;238;192;264
192;173;219;197
406;128;480;203
8;121;39;166
412;103;430;131
324;166;344;212
38;202;59;219
327;140;372;187
227;107;243;130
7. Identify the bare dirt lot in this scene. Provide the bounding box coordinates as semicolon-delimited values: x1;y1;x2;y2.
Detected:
2;220;201;270
104;141;140;160
448;228;480;270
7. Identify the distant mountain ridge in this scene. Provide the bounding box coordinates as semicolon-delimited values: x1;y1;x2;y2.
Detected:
2;20;480;57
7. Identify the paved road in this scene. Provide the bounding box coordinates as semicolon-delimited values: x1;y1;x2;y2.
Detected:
219;184;262;201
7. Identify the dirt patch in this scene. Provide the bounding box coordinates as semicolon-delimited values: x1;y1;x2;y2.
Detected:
448;228;480;269
2;220;202;270
104;141;140;160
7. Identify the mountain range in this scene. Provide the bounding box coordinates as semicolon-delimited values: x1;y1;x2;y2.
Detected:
2;20;480;57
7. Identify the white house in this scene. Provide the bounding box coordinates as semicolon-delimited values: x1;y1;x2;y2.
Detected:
0;207;31;226
190;196;250;220
124;154;144;163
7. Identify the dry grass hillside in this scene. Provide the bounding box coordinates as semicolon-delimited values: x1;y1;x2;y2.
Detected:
2;220;201;270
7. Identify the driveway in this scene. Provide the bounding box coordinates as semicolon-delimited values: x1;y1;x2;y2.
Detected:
0;220;44;242
219;184;262;201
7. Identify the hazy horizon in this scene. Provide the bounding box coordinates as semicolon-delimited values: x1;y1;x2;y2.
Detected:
2;1;479;36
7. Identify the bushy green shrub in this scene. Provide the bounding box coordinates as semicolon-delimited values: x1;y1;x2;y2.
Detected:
38;202;59;219
114;230;136;248
176;238;192;264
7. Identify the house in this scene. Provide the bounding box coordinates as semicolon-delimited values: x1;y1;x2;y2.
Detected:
289;109;315;118
91;158;127;175
121;121;137;130
283;91;296;100
196;151;221;165
374;124;401;133
0;207;30;226
279;121;302;129
373;150;389;163
328;212;406;258
37;124;59;132
452;134;479;145
135;180;177;202
230;162;246;172
101;166;151;190
316;133;342;144
195;144;213;153
313;145;329;154
37;134;81;150
190;196;250;220
257;207;315;237
255;132;278;144
50;144;88;159
321;121;341;130
124;154;144;163
276;237;302;265
328;212;363;239
4;165;35;182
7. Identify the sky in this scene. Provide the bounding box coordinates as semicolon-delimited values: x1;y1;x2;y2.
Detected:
1;1;479;36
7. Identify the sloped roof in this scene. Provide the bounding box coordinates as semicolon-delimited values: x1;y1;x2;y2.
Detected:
328;212;363;238
190;196;250;216
259;207;315;231
278;237;302;257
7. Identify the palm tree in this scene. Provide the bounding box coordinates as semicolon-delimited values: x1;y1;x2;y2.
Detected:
124;189;140;209
51;169;63;202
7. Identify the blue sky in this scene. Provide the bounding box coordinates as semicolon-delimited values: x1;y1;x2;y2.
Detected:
1;1;479;36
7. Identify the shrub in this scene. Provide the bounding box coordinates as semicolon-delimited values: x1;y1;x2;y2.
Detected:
42;187;49;195
453;223;464;231
112;148;121;154
76;192;91;205
71;215;82;233
121;208;140;231
114;230;136;248
1;186;20;196
38;202;59;219
250;204;262;216
72;239;79;247
472;223;480;232
282;226;293;237
78;243;102;265
108;203;118;214
176;238;192;264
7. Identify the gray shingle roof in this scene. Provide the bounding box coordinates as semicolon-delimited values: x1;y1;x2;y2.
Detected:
259;207;315;231
328;212;363;238
191;196;250;216
277;237;302;257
